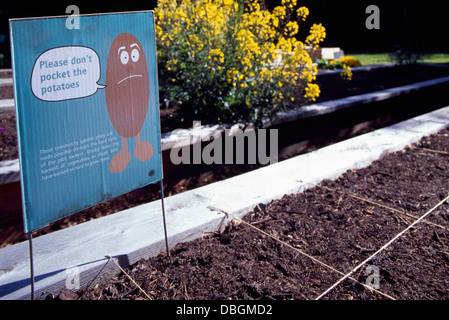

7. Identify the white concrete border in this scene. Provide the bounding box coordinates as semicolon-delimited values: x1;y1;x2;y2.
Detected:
0;99;15;111
0;159;20;184
317;63;396;75
151;75;449;152
267;75;449;126
2;105;449;300
0;78;13;87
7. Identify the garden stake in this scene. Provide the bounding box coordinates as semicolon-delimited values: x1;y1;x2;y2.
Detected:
160;179;170;257
28;232;34;300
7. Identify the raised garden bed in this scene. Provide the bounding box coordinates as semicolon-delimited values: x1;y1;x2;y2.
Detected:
157;63;449;133
2;64;449;161
2;63;449;250
63;127;449;300
314;63;449;103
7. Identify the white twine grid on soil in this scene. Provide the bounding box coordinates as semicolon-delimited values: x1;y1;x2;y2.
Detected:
85;145;447;300
314;192;449;300
89;188;446;300
97;190;447;301
105;255;153;300
208;205;396;300
322;186;449;232
205;145;449;300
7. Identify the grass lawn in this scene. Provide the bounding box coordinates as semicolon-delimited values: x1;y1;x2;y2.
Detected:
346;52;449;66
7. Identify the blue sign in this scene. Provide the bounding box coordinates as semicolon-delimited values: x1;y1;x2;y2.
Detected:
9;11;162;232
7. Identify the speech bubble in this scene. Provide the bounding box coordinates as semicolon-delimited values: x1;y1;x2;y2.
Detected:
31;46;105;102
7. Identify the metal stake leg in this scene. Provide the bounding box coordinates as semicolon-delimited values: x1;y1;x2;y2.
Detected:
28;232;35;300
160;179;170;257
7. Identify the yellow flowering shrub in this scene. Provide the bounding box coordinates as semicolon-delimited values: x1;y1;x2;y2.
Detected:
339;65;353;81
155;0;326;126
327;56;360;81
339;56;361;68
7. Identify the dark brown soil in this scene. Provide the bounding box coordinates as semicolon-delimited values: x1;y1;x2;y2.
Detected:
0;70;12;79
0;111;17;161
0;85;13;100
56;127;449;300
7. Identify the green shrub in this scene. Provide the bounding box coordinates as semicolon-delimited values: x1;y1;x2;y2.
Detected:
389;45;421;65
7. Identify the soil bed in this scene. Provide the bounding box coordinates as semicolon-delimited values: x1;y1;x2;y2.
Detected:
55;126;449;300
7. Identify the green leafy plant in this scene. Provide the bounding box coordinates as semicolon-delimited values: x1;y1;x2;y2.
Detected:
0;53;5;68
389;45;421;66
315;58;330;69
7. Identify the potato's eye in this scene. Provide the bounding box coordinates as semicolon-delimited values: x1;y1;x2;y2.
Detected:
131;48;140;63
120;50;129;65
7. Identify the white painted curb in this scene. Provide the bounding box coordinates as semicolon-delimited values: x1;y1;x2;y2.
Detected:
1;105;449;300
0;99;15;111
0;159;20;184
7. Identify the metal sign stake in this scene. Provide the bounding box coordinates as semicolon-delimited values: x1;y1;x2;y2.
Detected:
28;232;35;300
159;179;170;257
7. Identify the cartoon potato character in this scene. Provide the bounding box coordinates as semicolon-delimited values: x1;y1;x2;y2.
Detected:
106;33;154;173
